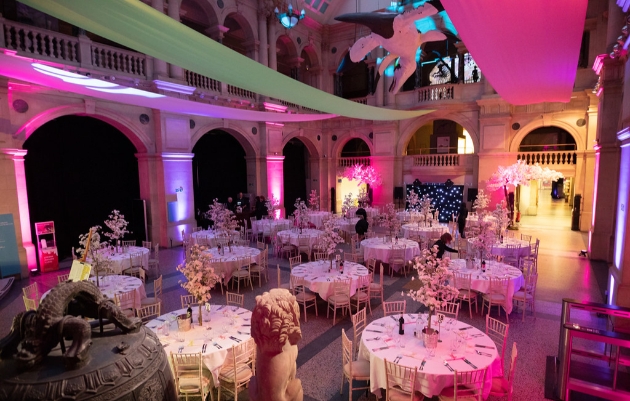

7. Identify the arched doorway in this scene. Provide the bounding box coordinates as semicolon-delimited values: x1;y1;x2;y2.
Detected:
341;138;371;157
283;138;309;215
337;138;372;213
192;130;247;220
406;120;474;155
23;116;140;261
516;127;577;228
340;59;369;99
299;46;318;88
276;35;298;79
180;0;218;37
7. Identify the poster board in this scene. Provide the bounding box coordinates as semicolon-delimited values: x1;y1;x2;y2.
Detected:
0;214;21;278
35;221;58;272
69;260;92;281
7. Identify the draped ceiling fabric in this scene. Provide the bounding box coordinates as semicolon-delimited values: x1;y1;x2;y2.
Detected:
21;0;434;121
0;54;336;122
441;0;588;105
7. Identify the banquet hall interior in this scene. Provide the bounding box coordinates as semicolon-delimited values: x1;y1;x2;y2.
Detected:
0;0;629;400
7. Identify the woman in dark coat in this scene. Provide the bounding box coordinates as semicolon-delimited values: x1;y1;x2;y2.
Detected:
457;203;468;238
432;233;458;258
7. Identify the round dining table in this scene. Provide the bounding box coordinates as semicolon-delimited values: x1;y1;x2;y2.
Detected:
41;275;146;309
191;230;240;245
396;211;425;222
147;305;252;386
401;223;449;240
465;214;497;227
291;261;370;299
480;237;531;259
358;314;501;399
450;259;524;314
97;246;149;274
277;229;323;247
203;246;261;282
307;211;331;228
251;218;292;236
360;238;421;271
334;217;359;234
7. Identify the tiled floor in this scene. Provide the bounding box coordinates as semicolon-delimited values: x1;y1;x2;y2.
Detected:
0;195;612;400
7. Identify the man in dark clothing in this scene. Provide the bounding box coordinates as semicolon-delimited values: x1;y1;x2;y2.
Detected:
355;210;369;239
433;233;458;258
226;197;236;212
236;192;249;211
457;203;468;238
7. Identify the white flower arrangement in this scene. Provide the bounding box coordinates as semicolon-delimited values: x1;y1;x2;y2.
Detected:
265;195;280;219
176;244;220;304
419;194;434;221
407;246;459;332
103;210;131;242
308;190;320;211
473;189;490;211
343;164;382;187
293;198;310;228
407;190;420;212
378;203;401;235
357;188;371;206
207;199;239;233
319;218;345;255
492;201;510;235
341;193;357;216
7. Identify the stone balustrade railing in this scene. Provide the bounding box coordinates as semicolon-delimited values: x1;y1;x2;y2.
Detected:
517;151;577;165
227;84;256;100
184;70;221;92
350;97;368;105
417;85;455;102
338;157;371;167
90;44;148;78
412;154;460;167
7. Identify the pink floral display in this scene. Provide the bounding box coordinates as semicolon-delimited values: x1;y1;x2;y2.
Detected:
343;164;382;187
176;244;220;304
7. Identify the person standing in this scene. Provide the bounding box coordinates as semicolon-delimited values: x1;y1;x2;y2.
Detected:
433;233;458;259
457;203;468;238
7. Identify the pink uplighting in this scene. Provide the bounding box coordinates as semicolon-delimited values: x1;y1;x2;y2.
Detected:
441;0;587;105
267;156;285;218
265;122;285;127
263;102;288;112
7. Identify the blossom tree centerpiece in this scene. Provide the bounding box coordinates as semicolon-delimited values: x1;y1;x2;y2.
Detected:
308;190;320;211
207;199;239;249
76;225;112;287
176;244;220;327
419;194;434;225
378;202;402;238
492;201;510;240
407;246;459;334
468;189;495;263
357;188;371;207
486;161;563;227
319;219;345;268
341;193;357;218
103;209;131;251
265;195;280;219
293;198;310;233
407;190;420;212
343;164;382;187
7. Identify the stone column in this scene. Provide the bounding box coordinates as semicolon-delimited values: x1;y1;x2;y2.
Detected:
151;0;169;79
590;58;623;261
266;155;285;218
0;149;37;277
167;0;184;80
268;22;277;71
455;42;467;83
612;129;630;325
374;47;384;107
257;10;269;67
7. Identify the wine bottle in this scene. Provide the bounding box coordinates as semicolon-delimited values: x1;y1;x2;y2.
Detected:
187;304;193;324
481;260;486;273
398;314;405;335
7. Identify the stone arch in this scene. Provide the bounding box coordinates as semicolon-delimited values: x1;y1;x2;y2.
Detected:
300;44;320;69
191;122;258;157
180;0;220;33
221;11;257;57
333;133;374;158
14;105;151;153
509;118;585;152
281;131;320;159
397;110;479;157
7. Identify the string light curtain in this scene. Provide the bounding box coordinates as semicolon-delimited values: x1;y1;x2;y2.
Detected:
406;183;463;223
441;0;587;105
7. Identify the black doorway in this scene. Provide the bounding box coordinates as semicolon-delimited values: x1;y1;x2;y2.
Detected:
23;116;140;261
192;130;247;216
283;138;308;216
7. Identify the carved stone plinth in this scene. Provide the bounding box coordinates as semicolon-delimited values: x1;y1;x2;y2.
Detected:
0;326;177;401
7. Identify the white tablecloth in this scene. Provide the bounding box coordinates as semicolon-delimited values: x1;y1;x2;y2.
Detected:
147;306;252;386
251;219;292;235
348;207;380;219
97;246;149;274
450;259;524;314
41;275;146;309
402;224;448;240
203;246;261;282
361;238;420;270
334;217;359;233
291;261;369;299
396;211;426;222
358;315;501;398
191;230;240;245
277;229;323;247
307;211;331;228
465;215;497;227
488;238;531;258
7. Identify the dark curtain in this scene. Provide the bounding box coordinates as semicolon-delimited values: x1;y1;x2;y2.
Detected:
283;139;308;216
24;116;139;262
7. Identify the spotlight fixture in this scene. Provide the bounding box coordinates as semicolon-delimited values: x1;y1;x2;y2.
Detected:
274;1;305;29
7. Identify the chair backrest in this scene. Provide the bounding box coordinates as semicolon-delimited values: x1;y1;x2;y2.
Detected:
57;273;70;284
486;314;509;370
137;302;161;323
506;342;518;398
351;308;367;344
152;243;160;260
223;337;256;378
23;282;38;300
114;290;136;312
256;241;266;250
129;251;143;266
181;294;196;309
171;352;203;394
142;241;152;249
276;264;283;288
333;278;352;298
289;255;302;270
520;234;531;243
454;272;472;291
153;275;163;300
436;301;459;320
383;300;406;316
122;240;136;247
290;274;306;295
366;258;377;274
341;329;354;376
385;359;418;401
226;291;244;307
313;252;327;261
23;296;37;311
519;258;536;276
451;368;487;401
390;246;405;261
524;272;538;295
355;274;370;293
238;256;252;272
298;235;310;247
489;276;509;297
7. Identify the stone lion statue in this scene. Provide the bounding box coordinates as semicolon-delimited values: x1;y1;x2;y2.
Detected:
249;288;303;401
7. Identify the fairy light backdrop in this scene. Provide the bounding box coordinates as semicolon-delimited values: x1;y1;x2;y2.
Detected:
406;183;464;223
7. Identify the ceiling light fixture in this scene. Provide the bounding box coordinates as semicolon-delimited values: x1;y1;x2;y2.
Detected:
274;1;305;29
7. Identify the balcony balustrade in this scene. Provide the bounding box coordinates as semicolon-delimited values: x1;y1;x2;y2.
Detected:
338;157;371;167
517;150;577;165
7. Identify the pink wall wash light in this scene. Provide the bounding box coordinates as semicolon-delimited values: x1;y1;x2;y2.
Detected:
441;0;587;105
